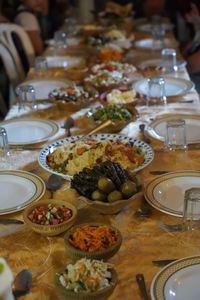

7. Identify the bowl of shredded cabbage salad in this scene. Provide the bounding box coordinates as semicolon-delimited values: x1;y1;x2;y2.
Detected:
56;258;117;299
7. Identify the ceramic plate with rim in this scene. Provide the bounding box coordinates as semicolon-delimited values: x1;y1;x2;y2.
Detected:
38;133;154;180
134;38;178;50
133;77;193;97
151;255;200;300
145;171;200;217
137;58;187;69
0;170;45;215
46;55;85;68
0;118;59;145
17;79;73;100
146;114;200;144
136;23;174;32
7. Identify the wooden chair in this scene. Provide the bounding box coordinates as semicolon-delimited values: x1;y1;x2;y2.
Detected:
0;23;35;80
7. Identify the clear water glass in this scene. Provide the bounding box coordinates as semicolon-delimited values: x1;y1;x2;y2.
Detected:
152;24;166;50
164;119;188;151
0;127;10;157
147;77;167;105
161;48;178;72
34;56;48;77
54;30;68;50
183;188;200;231
16;85;37;113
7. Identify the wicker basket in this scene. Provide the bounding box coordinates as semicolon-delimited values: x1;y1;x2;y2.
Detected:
23;200;77;236
64;223;122;260
55;267;117;300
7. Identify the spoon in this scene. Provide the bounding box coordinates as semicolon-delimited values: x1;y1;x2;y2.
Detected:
139;124;151;144
46;174;62;199
62;117;75;137
12;269;32;298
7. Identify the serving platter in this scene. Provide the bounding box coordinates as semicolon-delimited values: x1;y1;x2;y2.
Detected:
17;79;73;100
133;77;193;97
134;38;178;50
0;170;45;215
38;133;154;180
145;171;200;217
146;114;200;144
151;255;200;300
0;118;59;145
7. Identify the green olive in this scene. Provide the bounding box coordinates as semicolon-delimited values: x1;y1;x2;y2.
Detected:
91;190;107;202
107;190;123;202
98;177;115;193
120;180;137;198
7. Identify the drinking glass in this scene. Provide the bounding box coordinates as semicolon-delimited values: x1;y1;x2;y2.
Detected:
34;56;48;77
152;24;166;50
54;30;68;50
0;127;10;157
146;77;167;105
161;48;178;72
16;85;37;113
164;119;188;151
183;188;200;231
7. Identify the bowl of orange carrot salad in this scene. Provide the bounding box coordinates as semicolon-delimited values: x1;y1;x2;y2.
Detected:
64;223;122;260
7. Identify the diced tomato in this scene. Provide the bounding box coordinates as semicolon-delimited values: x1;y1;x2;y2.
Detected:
107;64;115;71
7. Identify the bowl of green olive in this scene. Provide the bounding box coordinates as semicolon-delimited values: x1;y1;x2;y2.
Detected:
71;160;143;214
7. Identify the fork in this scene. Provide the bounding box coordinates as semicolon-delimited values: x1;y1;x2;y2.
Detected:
157;222;182;232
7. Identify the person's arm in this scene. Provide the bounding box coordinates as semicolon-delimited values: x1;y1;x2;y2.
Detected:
187;49;200;74
25;30;44;55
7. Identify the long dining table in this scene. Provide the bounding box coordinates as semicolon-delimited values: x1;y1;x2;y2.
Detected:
1;18;200;300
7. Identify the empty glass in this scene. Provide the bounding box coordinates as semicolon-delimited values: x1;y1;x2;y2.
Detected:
16;85;37;113
54;30;68;50
164;119;188;151
34;56;48;77
183;188;200;231
161;48;178;72
152;24;166;50
147;77;167;105
0;127;10;157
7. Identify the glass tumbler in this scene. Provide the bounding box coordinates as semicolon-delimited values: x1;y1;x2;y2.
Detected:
164;119;188;151
16;85;37;113
54;30;68;50
147;77;167;105
161;48;178;72
152;24;166;50
183;188;200;231
34;56;48;77
0;127;10;157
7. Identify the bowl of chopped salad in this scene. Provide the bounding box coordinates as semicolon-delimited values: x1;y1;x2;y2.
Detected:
55;258;117;300
64;223;122;260
23;200;77;236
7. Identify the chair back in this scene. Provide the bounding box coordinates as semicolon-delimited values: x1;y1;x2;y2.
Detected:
0;23;35;79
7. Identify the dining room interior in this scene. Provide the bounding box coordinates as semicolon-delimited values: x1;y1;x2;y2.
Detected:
0;0;200;299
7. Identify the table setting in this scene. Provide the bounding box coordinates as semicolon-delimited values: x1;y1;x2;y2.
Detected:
1;9;200;300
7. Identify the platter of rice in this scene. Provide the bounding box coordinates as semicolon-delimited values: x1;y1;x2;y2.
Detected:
38;134;154;180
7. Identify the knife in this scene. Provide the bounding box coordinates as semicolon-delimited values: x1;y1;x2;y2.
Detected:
152;259;177;266
136;274;149;300
150;170;200;175
0;219;24;225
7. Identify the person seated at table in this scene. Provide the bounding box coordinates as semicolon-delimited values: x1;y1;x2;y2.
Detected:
14;0;47;55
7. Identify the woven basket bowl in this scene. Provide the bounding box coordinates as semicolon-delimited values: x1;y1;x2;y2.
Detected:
81;191;143;214
55;267;117;300
64;223;122;260
23;200;77;236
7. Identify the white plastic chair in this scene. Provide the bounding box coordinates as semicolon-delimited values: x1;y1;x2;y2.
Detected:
0;42;22;110
0;23;35;80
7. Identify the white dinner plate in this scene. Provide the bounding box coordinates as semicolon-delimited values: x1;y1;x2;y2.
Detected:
137;58;187;69
0;118;59;145
45;37;83;47
151;255;200;300
146;115;200;144
0;170;45;215
38;134;154;180
17;79;73;100
145;171;200;217
136;23;174;32
46;55;85;68
134;38;178;50
133;77;193;97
